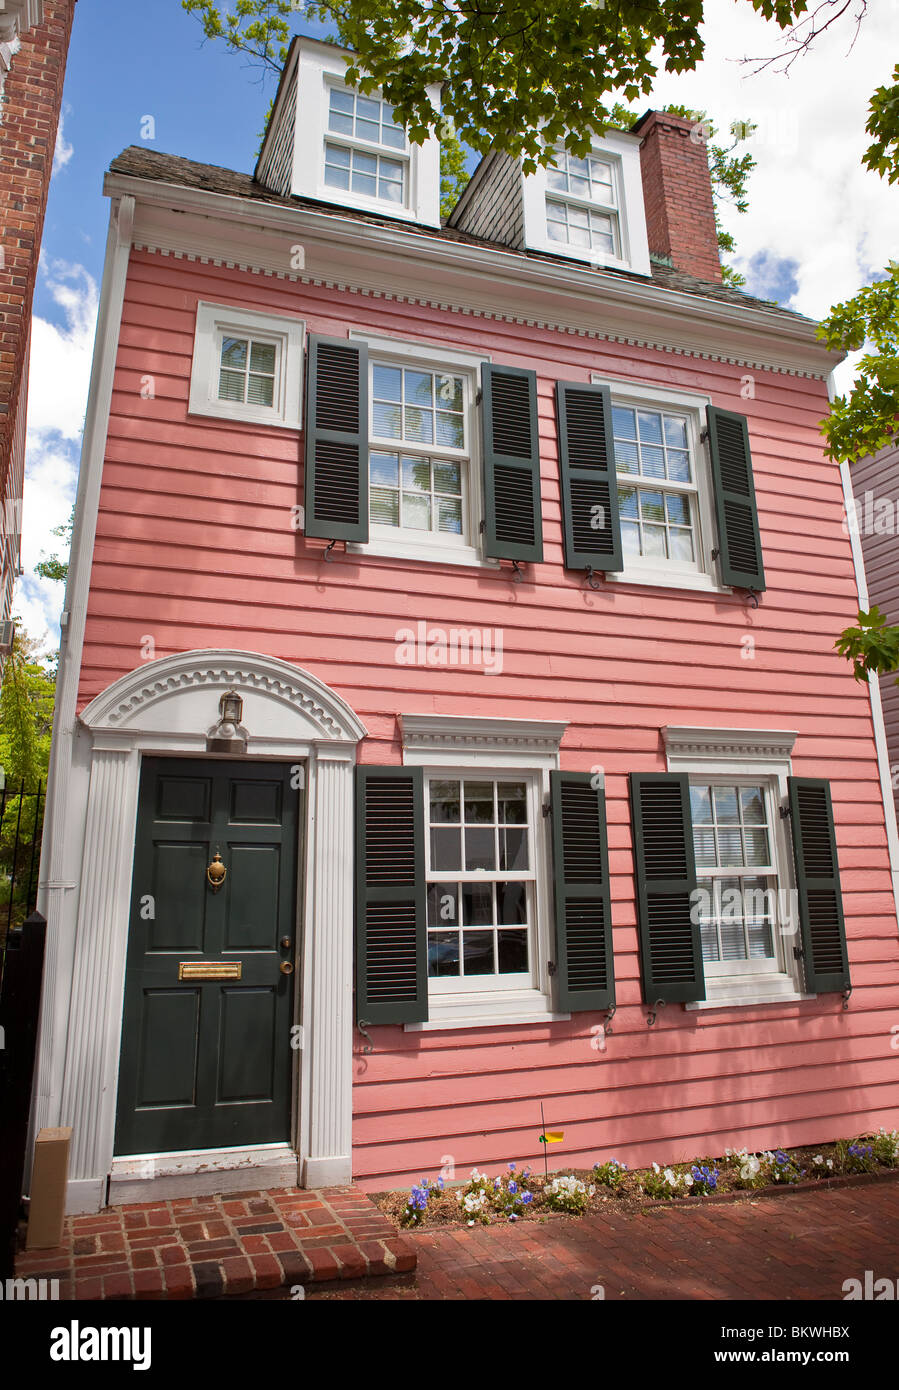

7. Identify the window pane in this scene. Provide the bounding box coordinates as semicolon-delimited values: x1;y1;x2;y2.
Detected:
404;406;433;444
402;492;431;530
218;369;245;402
666;494;690;526
370;487;399;526
496;880;527;924
638;410;663;445
328;109;353;136
370;452;399;488
463;931;495;975
380;156;405;183
613;406;636;439
500;827;529;871
247;374;274;408
670;529;695;562
436;374;463;410
642;525;667;558
357;96;380;121
435;412;464;449
433;461;461;495
381;123;406;150
622;521;640;555
221;337;248;370
373;364;402;401
330;89;354;114
640;490;665;523
249;342;276;374
372;401;402;439
465;827;496;871
380;177;404;203
427;882;459;927
744;828;770;866
619;487;638;519
614;439;639;473
691;785;713;823
431;826;462;871
402;457;431;491
717;828;743;864
430;781;460;822
546;164;568;191
437;497;463;534
714;786;739;824
464;782;494;821
428;931;460;977
357;118;380;144
741;787;766;823
462;883;493;926
641;445;666;480
694;828;717;868
498;782;527;823
667;449;691;483
498;929;529;973
351;170;378;197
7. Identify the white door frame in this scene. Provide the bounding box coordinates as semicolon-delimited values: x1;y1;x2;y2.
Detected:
36;648;365;1213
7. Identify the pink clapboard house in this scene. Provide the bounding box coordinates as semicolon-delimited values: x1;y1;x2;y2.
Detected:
36;36;899;1213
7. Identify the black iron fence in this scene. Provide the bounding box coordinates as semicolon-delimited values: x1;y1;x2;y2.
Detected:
0;781;44;968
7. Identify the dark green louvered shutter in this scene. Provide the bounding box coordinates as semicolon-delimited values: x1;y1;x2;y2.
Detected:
788;777;850;993
555;382;622;573
706;405;765;592
550;772;615;1011
480;363;543;563
629;773;705;1004
355;766;427;1024
304;334;369;542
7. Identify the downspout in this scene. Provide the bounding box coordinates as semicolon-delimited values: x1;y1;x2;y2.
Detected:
833;375;899;929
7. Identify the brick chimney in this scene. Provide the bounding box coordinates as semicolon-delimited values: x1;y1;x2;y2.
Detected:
632;110;722;284
0;0;77;492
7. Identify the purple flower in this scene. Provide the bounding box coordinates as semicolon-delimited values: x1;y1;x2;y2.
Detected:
509;1181;518;1194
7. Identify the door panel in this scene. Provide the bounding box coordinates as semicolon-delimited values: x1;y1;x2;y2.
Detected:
115;758;301;1156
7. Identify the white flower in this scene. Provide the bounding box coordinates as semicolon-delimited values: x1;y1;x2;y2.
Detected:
683;1172;694;1187
740;1155;761;1180
664;1168;677;1186
813;1155;824;1166
826;1158;834;1170
652;1162;660;1174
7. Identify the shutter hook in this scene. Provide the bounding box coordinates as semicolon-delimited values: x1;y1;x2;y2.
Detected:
356;1019;374;1054
510;559;524;583
841;985;852;1012
646;998;666;1027
323;540;337;562
585;566;602;591
603;1002;617;1036
743;587;760;609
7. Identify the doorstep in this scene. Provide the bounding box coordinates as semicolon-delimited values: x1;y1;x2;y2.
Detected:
15;1186;416;1300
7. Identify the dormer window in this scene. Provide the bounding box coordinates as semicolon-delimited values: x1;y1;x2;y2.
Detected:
257;36;441;227
520;130;651;275
545;151;620;257
324;85;408;206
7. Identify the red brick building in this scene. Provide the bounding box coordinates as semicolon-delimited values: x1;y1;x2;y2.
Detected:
0;0;76;660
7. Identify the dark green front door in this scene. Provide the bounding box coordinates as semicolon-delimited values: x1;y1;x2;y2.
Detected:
115;758;300;1157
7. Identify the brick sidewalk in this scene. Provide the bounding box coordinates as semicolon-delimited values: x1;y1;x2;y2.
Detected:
306;1175;899;1301
15;1186;415;1299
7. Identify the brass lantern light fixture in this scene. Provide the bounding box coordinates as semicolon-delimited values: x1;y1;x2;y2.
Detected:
206;689;248;754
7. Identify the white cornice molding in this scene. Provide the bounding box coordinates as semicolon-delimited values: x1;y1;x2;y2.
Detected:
80;649;368;744
105;171;840;380
401;713;568;757
663;725;798;763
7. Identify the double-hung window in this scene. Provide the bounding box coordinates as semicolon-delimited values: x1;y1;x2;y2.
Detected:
324;84;408;209
189;302;304;429
545;149;620;257
426;776;536;993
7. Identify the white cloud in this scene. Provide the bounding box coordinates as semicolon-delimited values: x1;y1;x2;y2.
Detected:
17;259;98;647
52;107;73;174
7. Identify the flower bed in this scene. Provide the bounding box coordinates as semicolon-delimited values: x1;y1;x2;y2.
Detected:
374;1129;899;1232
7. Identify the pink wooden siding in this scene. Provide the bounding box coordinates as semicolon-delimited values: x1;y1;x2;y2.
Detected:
79;249;899;1188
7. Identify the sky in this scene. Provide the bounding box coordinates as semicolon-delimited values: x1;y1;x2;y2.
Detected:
15;0;898;652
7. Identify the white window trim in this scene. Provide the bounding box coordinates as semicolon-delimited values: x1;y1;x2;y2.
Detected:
591;375;730;594
522;130;651;276
291;42;441;226
323;78;410;210
401;714;569;1030
347;332;499;570
188;302;304;430
662;725;814;1009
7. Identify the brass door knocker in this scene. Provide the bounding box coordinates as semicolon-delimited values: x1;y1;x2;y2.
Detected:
206;852;227;892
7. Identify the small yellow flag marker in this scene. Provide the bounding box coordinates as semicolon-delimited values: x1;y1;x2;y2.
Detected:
540;1131;565;1144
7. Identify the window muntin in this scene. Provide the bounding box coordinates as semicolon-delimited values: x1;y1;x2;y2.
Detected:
613;405;701;568
218;336;278;409
544;149;620;257
328;86;405;150
426;777;535;991
690;781;780;973
324;143;405;203
369;362;470;545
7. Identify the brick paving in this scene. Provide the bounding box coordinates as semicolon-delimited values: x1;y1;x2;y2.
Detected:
15;1186;415;1300
305;1174;899;1301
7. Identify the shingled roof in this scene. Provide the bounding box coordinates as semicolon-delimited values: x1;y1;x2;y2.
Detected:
108;145;814;326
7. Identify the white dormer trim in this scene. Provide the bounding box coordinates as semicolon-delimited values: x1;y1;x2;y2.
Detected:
290;37;441;228
521;129;651;277
0;0;42;44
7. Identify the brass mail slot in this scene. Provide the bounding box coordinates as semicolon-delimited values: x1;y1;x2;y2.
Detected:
178;961;242;981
